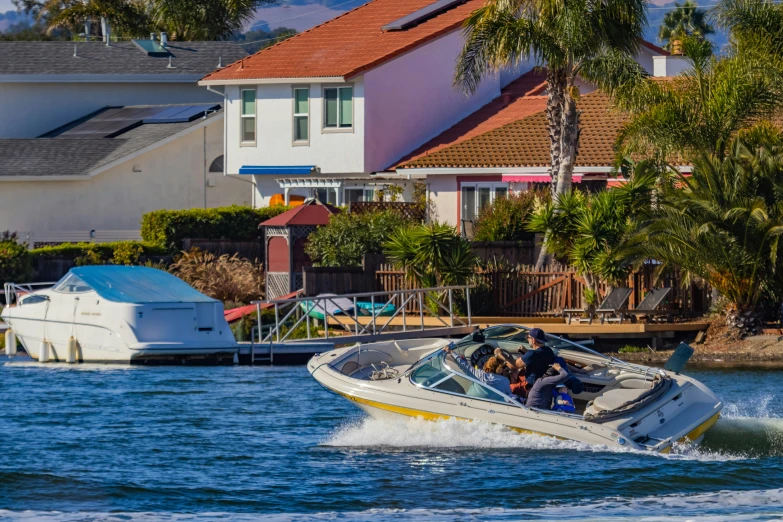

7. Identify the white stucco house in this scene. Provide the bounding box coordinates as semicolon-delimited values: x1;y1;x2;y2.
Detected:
199;0;512;207
0;104;249;246
199;0;687;217
0;38;246;138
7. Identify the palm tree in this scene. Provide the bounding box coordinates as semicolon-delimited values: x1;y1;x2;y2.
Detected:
34;0;275;40
384;222;477;289
614;36;783;163
38;0;147;38
526;172;655;295
658;0;714;54
642;128;783;337
455;0;648;198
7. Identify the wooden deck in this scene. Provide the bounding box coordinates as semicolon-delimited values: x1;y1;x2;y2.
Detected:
325;316;708;348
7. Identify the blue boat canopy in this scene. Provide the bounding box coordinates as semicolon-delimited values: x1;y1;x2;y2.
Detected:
238;165;315;175
55;266;216;304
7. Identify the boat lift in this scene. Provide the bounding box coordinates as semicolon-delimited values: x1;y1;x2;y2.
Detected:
245;285;475;364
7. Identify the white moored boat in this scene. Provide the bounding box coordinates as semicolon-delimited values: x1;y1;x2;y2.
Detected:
308;325;723;453
2;266;238;364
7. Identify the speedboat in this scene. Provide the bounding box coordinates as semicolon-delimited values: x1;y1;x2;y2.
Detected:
2;266;238;364
308;325;723;453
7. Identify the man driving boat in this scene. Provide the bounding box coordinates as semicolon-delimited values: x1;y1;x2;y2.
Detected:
443;344;512;395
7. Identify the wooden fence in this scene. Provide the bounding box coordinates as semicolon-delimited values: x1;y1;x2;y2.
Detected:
373;263;710;317
472;241;538;267
348;202;426;222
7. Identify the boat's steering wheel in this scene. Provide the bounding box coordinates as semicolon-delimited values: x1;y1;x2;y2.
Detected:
470;344;513;369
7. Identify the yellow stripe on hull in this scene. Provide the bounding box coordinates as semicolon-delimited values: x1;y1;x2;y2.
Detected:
341;392;561;440
338;390;721;454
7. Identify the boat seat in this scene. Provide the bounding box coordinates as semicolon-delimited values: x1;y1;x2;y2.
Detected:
590;388;648;413
341;361;360;375
619;378;651;389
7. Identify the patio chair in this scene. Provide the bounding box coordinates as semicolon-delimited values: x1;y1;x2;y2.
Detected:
619;287;673;323
564;287;632;324
461;219;475;240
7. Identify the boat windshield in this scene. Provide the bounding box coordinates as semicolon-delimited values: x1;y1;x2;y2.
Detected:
456;325;612;362
409;351;520;406
52;273;93;294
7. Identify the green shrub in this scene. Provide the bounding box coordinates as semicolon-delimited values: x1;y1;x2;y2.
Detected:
0;238;32;284
141;205;290;252
473;189;548;242
306;210;413;267
618;345;647;353
30;242;166;265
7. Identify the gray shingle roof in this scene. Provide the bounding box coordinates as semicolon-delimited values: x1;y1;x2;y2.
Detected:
0;104;223;177
0;41;245;77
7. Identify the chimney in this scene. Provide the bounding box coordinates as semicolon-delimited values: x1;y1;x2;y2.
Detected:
150;32;156;41
501;91;512;106
101;16;110;45
160;31;168;47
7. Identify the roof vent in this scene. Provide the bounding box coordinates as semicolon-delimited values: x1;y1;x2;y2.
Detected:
382;0;468;31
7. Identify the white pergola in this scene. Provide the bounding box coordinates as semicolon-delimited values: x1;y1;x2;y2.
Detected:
276;177;343;205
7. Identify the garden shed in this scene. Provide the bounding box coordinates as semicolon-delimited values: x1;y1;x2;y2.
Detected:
260;199;339;298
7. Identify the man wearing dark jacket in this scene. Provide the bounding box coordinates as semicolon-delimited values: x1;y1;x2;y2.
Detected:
521;327;555;385
526;363;568;409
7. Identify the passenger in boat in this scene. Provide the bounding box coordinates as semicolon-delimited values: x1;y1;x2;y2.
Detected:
443;345;512;395
494;347;527;398
526;363;568;410
521;328;555;386
552;384;576;413
552;354;584;395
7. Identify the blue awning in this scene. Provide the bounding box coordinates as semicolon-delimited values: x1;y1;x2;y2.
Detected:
238;165;315;175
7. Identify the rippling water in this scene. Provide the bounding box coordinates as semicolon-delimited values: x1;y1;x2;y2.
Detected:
1;354;782;521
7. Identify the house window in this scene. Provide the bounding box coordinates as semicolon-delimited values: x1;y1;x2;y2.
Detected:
345;188;374;203
323;86;353;130
461;182;508;221
293;87;309;143
240;88;256;144
315;188;337;205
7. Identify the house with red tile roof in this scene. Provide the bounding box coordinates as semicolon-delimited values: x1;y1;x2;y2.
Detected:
199;0;682;213
392;67;690;227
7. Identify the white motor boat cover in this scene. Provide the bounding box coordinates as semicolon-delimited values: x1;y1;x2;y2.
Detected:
584;375;673;423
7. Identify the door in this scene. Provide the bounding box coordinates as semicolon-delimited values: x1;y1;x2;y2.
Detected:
462;186;476;221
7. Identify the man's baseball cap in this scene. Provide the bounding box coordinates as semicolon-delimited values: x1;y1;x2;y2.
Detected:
528;328;547;344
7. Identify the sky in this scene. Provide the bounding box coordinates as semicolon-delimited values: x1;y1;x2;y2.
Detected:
0;0;717;47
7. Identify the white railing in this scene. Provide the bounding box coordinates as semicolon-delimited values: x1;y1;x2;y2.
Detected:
3;282;56;306
252;285;474;344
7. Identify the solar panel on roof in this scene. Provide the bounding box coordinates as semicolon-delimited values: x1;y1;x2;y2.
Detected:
132;39;170;57
142;104;220;123
381;0;467;31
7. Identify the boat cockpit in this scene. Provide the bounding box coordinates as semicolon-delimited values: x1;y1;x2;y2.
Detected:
328;325;675;422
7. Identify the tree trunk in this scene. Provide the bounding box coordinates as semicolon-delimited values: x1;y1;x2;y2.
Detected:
546;67;566;195
555;87;580;197
535;68;566;269
725;307;763;339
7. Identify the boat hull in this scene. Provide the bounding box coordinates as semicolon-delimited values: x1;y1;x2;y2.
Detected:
2;290;238;365
308;340;723;453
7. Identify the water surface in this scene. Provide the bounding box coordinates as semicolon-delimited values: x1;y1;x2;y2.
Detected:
1;355;782;521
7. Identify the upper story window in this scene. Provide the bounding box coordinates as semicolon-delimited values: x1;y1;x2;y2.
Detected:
323;86;353;130
293;87;309;144
240;88;256;144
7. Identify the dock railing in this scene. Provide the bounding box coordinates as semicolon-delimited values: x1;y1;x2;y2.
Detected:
252;285;474;345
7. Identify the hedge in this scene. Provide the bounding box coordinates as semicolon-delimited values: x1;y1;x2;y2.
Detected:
31;241;167;264
141;205;290;252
